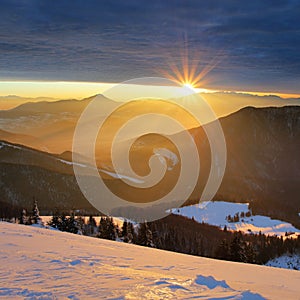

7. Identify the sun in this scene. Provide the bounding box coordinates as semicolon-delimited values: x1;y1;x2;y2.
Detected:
183;82;196;90
156;36;221;90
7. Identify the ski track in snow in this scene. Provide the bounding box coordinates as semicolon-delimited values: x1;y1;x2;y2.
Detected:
1;222;300;299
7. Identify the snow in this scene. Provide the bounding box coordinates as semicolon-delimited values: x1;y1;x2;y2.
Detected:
1;222;300;299
100;168;145;184
59;156;145;184
0;140;180;185
154;148;178;170
58;158;87;168
0;141;21;150
266;254;300;270
170;201;300;238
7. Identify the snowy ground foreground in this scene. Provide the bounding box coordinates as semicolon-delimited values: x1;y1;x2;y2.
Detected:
1;223;300;300
170;201;300;238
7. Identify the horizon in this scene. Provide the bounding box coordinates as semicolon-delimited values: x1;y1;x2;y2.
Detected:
1;80;300;111
1;2;300;95
1;1;300;298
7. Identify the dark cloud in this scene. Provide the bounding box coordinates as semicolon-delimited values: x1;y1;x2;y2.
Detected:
0;0;299;93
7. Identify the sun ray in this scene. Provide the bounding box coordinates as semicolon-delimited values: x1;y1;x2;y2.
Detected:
156;36;224;90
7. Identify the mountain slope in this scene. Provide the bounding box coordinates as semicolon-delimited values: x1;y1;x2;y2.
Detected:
128;106;300;225
1;105;299;225
0;95;119;153
0;141;95;213
212;106;300;225
170;201;300;238
1;222;299;299
0;129;47;151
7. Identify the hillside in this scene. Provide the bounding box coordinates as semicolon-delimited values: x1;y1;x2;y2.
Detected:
1;222;300;299
1;93;299;153
1;105;299;225
0;95;118;153
170;201;300;238
212;106;300;226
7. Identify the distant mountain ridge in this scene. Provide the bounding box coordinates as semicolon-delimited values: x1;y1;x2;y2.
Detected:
0;94;119;153
1;92;300;153
0;106;299;227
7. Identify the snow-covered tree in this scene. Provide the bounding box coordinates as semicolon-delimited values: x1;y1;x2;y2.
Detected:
31;199;41;225
19;209;27;225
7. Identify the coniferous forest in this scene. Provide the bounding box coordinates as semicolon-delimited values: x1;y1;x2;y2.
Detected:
4;201;299;269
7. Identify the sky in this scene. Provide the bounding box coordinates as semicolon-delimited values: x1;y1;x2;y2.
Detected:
0;0;300;96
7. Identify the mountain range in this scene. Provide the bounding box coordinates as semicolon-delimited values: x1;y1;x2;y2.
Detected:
1;92;300;153
0;97;299;226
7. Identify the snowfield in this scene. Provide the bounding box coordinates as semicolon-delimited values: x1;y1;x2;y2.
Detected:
266;254;300;270
1;222;300;299
170;201;300;238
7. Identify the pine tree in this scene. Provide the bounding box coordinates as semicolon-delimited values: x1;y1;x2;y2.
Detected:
75;216;85;235
122;220;128;242
87;216;97;235
244;242;256;263
230;235;245;262
47;211;61;229
146;224;154;247
137;222;154;247
19;209;27;225
107;217;116;240
127;222;136;243
136;222;147;245
215;239;230;260
98;217;116;240
31;199;41;225
66;213;78;234
98;217;107;238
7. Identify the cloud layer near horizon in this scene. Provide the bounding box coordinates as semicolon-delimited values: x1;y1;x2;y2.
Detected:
0;0;299;93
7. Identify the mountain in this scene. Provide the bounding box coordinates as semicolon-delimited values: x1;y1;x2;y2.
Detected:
0;95;57;110
125;106;300;226
0;95;119;153
0;140;145;215
0;141;95;214
1;106;299;226
1;222;299;299
0;129;47;151
200;92;300;118
213;106;300;226
1;92;299;153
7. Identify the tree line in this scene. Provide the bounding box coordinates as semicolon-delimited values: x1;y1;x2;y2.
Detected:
45;209;300;268
3;201;300;269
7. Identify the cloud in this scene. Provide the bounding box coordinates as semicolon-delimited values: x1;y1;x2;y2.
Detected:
0;0;299;92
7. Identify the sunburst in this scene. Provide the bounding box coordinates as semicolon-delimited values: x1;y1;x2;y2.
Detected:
182;82;196;90
157;37;222;90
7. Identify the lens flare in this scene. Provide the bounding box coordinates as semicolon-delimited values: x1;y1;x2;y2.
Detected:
156;34;223;89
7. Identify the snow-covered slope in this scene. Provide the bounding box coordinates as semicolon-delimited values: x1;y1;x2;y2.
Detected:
266;254;300;270
1;222;300;299
170;201;300;237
